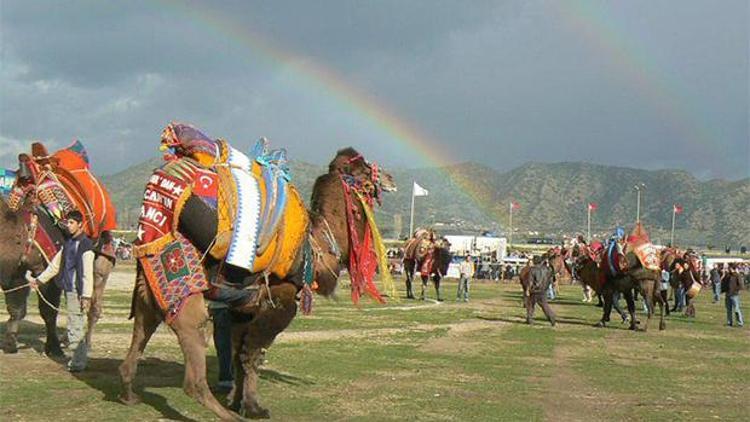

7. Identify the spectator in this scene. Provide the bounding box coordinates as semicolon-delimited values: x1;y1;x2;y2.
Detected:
710;264;723;303
723;264;744;327
457;256;474;302
660;267;671;316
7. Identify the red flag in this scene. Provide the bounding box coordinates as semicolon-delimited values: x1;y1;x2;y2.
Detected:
510;201;520;210
588;202;598;211
673;204;683;214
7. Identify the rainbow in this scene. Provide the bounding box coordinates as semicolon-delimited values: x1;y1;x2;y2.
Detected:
157;0;509;228
156;2;722;231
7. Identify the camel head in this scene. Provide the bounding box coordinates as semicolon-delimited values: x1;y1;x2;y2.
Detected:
328;147;397;201
5;153;39;212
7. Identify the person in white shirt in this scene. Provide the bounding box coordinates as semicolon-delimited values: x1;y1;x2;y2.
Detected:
457;256;474;302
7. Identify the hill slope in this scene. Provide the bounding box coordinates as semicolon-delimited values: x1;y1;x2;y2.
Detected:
101;160;749;247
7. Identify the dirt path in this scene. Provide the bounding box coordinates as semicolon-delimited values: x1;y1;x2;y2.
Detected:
541;333;631;421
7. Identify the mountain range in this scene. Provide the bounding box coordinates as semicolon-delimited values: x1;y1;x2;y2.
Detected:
101;159;749;248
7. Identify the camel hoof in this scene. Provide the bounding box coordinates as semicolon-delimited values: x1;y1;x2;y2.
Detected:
594;321;606;328
241;405;270;419
45;344;65;358
659;323;666;331
3;343;18;354
628;324;638;331
119;393;142;406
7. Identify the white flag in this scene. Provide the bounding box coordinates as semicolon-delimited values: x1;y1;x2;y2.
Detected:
413;181;429;197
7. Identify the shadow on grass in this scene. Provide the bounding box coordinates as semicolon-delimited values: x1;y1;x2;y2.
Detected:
1;320;65;356
68;356;313;421
259;367;315;386
72;356;199;422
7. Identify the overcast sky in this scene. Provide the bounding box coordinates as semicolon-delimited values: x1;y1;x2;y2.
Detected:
1;0;748;179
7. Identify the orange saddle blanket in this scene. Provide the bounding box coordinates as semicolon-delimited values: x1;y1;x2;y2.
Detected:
31;141;117;239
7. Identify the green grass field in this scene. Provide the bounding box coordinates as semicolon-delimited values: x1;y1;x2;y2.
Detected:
1;270;749;421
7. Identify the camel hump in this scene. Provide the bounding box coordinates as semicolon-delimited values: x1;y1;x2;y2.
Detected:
31;142;49;159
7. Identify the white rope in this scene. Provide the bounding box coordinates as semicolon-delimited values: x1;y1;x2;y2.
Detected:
2;282;32;293
2;282;82;315
308;235;340;280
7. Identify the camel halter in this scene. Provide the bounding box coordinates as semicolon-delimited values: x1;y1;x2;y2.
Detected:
308;217;341;280
19;213;39;266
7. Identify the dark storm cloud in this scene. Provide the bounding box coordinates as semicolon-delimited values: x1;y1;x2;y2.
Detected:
0;0;747;179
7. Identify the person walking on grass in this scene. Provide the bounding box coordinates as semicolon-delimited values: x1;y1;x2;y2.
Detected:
525;256;556;326
457;256;474;302
724;264;744;327
710;264;723;303
28;211;94;372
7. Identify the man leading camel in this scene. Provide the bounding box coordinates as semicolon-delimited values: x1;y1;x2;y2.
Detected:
29;210;94;372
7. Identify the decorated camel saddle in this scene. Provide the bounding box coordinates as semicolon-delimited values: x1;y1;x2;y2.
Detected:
625;223;661;272
403;228;436;261
6;141;117;261
594;223;660;281
133;122;310;321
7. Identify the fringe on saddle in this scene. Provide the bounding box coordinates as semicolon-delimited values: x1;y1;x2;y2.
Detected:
340;175;397;304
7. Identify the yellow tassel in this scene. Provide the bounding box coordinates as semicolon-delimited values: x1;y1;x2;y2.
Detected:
355;192;399;302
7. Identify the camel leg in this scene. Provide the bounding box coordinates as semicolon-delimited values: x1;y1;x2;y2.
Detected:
597;288;612;327
119;280;161;406
170;294;243;421
37;281;64;357
656;286;667;331
419;276;427;301
433;275;443;301
638;282;654;332
228;321;249;413
405;269;415;299
86;255;114;348
2;283;30;354
623;289;638;331
231;284;297;419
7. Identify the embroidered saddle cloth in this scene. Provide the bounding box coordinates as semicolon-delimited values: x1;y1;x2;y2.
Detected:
134;125;308;286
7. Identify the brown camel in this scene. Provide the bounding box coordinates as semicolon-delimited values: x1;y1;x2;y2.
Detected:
403;237;452;301
574;251;666;331
119;147;396;420
0;197;114;355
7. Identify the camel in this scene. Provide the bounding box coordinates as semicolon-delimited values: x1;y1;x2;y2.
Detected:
574;250;666;331
1;151;115;355
118;147;396;420
403;237;452;301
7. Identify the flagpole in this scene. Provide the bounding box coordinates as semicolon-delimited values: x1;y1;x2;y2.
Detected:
670;206;676;246
409;181;416;237
634;183;645;223
508;201;513;248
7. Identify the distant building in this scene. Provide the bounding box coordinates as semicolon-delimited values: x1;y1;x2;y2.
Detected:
444;235;508;258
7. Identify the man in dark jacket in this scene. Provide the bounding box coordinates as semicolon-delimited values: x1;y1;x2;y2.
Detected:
725;264;744;327
525;255;556;326
30;210;94;371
